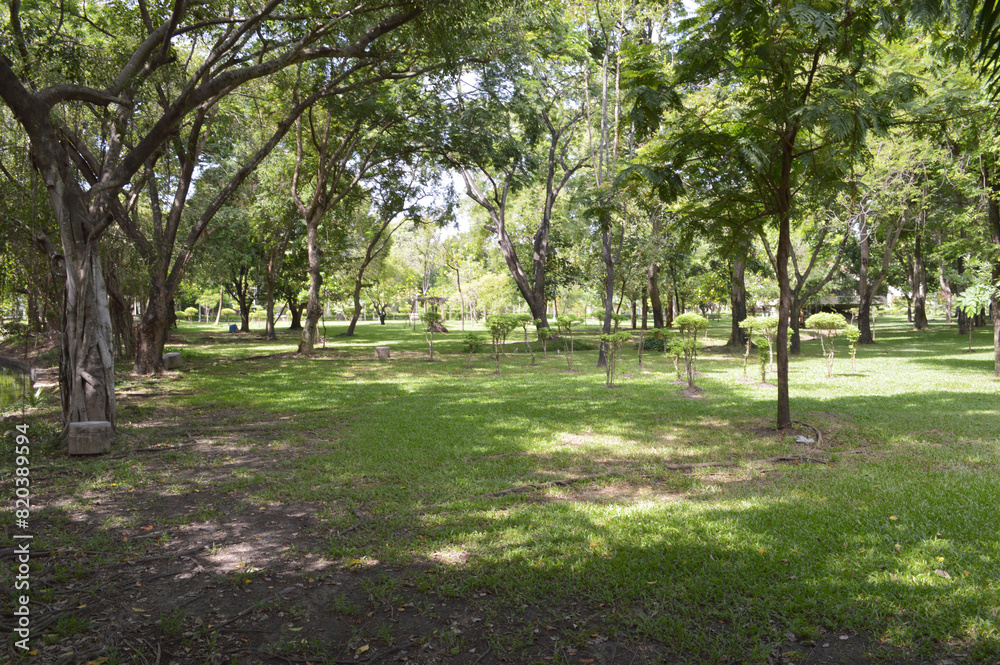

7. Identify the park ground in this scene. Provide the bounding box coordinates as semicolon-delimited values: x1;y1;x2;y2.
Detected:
1;316;999;665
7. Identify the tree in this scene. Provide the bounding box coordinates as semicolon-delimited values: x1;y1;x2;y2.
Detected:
421;310;442;360
673;313;707;389
805;311;848;378
0;0;448;429
441;14;589;330
555;314;582;371
671;0;910;427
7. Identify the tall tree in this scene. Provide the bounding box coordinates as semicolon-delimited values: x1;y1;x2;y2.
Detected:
672;0;909;427
0;0;442;428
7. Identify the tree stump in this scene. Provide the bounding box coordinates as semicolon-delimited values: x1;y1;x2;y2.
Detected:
375;346;391;359
68;421;112;455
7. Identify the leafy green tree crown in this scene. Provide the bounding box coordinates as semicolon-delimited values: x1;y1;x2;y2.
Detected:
804;312;847;332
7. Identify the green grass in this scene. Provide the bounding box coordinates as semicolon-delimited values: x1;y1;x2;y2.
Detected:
5;315;1000;662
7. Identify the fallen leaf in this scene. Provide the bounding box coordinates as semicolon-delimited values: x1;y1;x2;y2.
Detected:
934;569;951;579
356;645;369;655
141;525;153;531
889;515;898;520
936;557;944;562
839;635;849;640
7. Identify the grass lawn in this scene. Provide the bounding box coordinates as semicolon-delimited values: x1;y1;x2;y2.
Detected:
2;315;999;664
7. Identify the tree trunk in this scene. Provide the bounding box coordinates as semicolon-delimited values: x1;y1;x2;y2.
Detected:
727;256;747;348
858;210;875;344
789;295;803;355
105;259;135;362
264;272;277;340
775;127;796;430
346;272;364;337
912;231;928;330
60;240;117;428
648;263;663;328
299;213;322;354
288;298;303;330
597;225;618;369
641;285;648;330
134;291;171;376
214;286;224;325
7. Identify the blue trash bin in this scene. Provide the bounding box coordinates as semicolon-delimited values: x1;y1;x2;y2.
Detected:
229;324;237;333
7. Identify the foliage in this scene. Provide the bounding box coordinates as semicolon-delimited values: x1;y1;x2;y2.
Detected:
955;282;996;351
535;319;552;357
463;333;485;368
673;313;707;388
555;315;583;371
420;311;443;360
600;331;633;388
805;312;848;377
486;315;520;373
740;316;780;378
844;324;861;372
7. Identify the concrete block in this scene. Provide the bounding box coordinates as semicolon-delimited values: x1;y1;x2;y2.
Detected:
68;421;112;455
375;346;391;359
163;352;183;369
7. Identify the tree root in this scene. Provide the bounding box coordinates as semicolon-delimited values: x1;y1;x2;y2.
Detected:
791;419;824;447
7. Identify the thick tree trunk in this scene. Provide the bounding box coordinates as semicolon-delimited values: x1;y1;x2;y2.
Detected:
727;256;747;348
134;291;171;375
789;295;803;355
287;298;303;330
648;263;663;329
912;232;928;330
105;260;135;362
60;241;116;428
299;214;322;354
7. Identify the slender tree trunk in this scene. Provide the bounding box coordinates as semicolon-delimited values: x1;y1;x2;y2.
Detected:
641;285;648;330
988;158;1000;376
727;256;747;348
214;286;224;325
346;272;364;337
913;231;928;330
939;264;953;324
775;126;797;430
264;272;277;340
648;263;663;329
299;213;322;353
858;210;875;344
